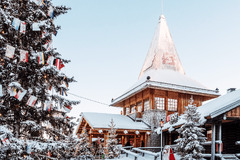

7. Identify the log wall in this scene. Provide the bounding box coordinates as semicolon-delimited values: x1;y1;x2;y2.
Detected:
122;88;204;117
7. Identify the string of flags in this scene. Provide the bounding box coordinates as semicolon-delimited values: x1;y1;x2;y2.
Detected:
1;82;71;113
10;4;54;35
4;44;65;70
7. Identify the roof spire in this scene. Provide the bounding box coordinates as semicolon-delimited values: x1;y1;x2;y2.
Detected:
138;15;185;79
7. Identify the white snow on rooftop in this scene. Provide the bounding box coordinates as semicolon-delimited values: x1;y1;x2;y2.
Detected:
198;89;240;118
138;69;207;89
157;89;240;133
81;112;150;130
111;69;219;105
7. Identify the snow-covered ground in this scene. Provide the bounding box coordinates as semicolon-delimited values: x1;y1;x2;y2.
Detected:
101;153;180;160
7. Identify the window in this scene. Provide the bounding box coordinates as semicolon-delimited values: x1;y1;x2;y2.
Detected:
155;97;165;110
137;102;142;112
207;130;212;141
168;99;177;111
130;105;135;113
126;107;130;115
144;99;150;111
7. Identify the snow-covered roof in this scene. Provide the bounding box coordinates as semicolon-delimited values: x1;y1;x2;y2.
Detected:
79;112;150;131
157;89;240;133
111;15;219;106
139;15;185;78
111;69;219;106
198;89;240;119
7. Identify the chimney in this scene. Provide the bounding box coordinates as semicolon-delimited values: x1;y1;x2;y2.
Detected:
227;88;236;93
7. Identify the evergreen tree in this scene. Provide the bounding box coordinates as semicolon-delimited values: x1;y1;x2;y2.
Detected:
175;97;206;160
95;137;104;159
105;119;120;159
0;0;79;159
74;127;94;159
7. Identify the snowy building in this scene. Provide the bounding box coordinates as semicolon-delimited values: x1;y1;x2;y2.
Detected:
76;112;151;147
159;89;240;159
76;14;220;148
110;15;219;146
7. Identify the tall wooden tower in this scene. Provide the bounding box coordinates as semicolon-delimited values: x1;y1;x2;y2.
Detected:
110;15;220;146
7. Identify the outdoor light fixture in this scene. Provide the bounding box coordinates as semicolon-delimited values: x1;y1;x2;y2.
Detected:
160;119;164;128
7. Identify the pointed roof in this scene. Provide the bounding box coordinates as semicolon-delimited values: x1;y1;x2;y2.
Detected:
111;15;219;107
139;15;185;79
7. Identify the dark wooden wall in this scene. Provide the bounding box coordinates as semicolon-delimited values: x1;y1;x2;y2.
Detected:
222;121;240;154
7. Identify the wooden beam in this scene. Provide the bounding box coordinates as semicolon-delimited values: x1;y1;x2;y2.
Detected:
89;135;92;146
145;133;147;147
134;135;136;147
122;136;124;147
169;133;171;145
211;123;216;160
149;91;152;110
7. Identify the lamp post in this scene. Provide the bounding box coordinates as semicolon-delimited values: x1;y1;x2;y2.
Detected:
160;119;164;160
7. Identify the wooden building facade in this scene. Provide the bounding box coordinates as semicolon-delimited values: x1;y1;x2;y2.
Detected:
113;87;217;118
110;14;219;147
161;89;240;160
75;112;151;148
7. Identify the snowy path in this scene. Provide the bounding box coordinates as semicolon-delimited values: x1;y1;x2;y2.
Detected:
104;153;180;160
104;154;161;160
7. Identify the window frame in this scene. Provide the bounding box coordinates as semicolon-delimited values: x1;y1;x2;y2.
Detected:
144;99;150;111
137;102;142;112
168;98;178;111
154;97;165;111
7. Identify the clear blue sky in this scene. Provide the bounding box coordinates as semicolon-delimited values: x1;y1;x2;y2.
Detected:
52;0;240;118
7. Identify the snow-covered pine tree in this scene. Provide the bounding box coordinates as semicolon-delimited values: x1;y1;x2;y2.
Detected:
175;97;206;160
0;0;79;159
105;119;120;159
95;137;104;159
74;127;94;159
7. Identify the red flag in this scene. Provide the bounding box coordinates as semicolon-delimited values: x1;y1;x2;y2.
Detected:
55;59;64;70
169;148;175;160
19;49;28;62
63;105;72;113
26;96;37;107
